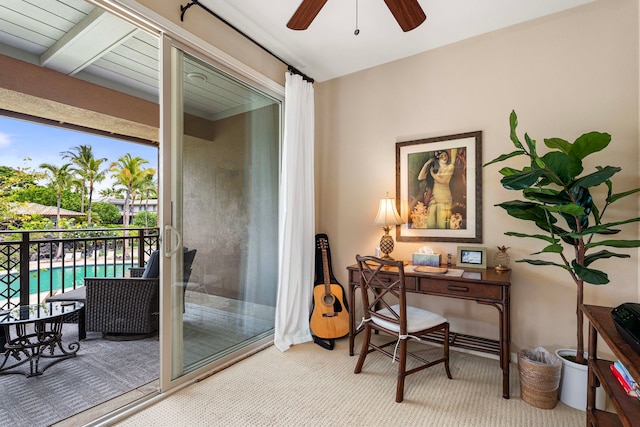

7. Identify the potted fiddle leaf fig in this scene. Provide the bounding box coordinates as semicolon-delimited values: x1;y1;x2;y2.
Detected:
484;110;640;409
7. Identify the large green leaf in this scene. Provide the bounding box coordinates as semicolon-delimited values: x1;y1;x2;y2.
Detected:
590;199;602;224
498;167;525;177
579;218;640;236
573;261;609;284
572;186;593;210
571;132;611;159
524;133;538;159
517;259;570;270
583;250;630;267
536;221;578;246
541;151;582;185
509;110;523;149
532;243;564;254
500;169;545;190
573;166;620;189
543;203;585;216
483;151;526;167
559;186;591;232
609;187;640;203
523;188;567;204
585;239;640;250
497;200;551;223
544;137;572;154
504;231;558;243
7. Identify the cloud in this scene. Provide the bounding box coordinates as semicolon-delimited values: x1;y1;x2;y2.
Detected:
0;132;11;147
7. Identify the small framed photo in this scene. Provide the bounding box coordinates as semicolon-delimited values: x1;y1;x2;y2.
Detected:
456;246;487;269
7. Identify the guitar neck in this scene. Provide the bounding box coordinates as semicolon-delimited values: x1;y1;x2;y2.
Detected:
322;246;331;293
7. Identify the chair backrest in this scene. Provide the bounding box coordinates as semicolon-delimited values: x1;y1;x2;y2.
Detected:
355;255;408;334
141;250;160;278
140;248;196;282
183;249;197;282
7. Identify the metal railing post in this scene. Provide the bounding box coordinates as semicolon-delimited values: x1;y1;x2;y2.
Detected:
19;232;30;306
138;229;145;267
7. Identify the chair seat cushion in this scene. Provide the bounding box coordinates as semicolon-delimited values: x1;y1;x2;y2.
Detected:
372;304;446;333
46;286;86;302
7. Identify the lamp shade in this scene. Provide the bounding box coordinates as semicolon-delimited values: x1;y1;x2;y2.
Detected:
373;196;404;226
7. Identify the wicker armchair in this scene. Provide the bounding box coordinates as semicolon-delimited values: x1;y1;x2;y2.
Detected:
84;276;159;339
48;249;196;340
85;249;196;339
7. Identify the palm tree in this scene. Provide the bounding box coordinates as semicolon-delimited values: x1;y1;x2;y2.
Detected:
39;162;73;258
84;157;108;225
109;154;155;228
61;145;107;214
99;187;124;198
138;175;158;227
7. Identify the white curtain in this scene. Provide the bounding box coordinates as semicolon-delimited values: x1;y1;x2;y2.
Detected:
274;73;315;351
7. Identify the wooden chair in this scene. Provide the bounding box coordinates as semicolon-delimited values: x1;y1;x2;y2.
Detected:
354;255;452;402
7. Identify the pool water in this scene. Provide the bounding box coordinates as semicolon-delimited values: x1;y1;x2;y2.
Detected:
4;263;133;297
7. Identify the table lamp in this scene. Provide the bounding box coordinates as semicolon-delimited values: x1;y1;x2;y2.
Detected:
373;193;404;260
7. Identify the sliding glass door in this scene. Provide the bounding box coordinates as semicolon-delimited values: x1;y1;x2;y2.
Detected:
160;39;280;386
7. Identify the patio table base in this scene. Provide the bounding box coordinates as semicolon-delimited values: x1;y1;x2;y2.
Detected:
0;303;83;377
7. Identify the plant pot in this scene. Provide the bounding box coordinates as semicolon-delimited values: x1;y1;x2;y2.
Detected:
555;349;606;411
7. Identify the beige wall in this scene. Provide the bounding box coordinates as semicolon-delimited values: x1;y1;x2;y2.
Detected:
315;1;639;355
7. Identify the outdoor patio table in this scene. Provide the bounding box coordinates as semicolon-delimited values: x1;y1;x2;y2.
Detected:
0;301;83;377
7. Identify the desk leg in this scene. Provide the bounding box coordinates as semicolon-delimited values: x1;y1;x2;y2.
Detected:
501;300;511;399
478;299;510;399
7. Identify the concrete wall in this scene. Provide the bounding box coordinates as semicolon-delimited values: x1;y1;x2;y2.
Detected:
315;0;639;354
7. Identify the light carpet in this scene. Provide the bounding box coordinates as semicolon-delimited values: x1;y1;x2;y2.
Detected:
113;338;585;427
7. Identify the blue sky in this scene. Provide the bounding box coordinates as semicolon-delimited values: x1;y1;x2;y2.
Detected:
0;116;158;192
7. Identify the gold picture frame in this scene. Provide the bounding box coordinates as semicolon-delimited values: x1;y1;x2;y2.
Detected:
396;131;482;242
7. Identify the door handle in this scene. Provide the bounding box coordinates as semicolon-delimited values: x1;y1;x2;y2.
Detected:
163;225;182;257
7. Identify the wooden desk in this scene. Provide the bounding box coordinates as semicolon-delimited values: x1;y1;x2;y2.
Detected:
346;264;512;398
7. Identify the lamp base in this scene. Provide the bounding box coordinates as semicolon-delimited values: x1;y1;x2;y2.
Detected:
379;233;395;260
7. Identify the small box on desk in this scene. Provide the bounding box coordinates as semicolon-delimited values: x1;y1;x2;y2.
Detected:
412;253;441;267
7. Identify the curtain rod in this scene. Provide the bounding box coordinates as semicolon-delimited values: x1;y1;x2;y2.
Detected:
179;0;315;83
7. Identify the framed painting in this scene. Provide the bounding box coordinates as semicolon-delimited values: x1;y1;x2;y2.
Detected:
396;131;482;243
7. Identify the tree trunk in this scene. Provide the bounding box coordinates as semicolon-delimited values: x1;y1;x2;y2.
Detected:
575;279;586;365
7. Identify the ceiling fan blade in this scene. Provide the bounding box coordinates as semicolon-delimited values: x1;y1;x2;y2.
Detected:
383;0;426;32
287;0;329;30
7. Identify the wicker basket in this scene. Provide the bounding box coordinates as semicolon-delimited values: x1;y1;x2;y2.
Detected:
518;347;562;409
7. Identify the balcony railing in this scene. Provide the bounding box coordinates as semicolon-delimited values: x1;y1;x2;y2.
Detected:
0;227;160;310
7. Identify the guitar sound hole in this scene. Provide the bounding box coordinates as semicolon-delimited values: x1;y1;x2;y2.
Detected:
322;294;336;306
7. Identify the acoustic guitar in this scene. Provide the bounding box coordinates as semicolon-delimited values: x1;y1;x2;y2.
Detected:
309;234;349;342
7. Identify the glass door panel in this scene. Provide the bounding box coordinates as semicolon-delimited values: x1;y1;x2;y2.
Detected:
166;46;279;380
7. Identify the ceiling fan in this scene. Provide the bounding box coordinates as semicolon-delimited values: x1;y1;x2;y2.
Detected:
287;0;426;32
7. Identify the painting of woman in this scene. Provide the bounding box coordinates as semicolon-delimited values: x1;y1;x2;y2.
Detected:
418;148;457;229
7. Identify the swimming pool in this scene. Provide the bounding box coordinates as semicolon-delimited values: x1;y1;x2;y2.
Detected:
2;263;133;298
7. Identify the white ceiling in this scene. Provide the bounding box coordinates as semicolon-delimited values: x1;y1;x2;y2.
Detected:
0;0;595;112
199;0;595;82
